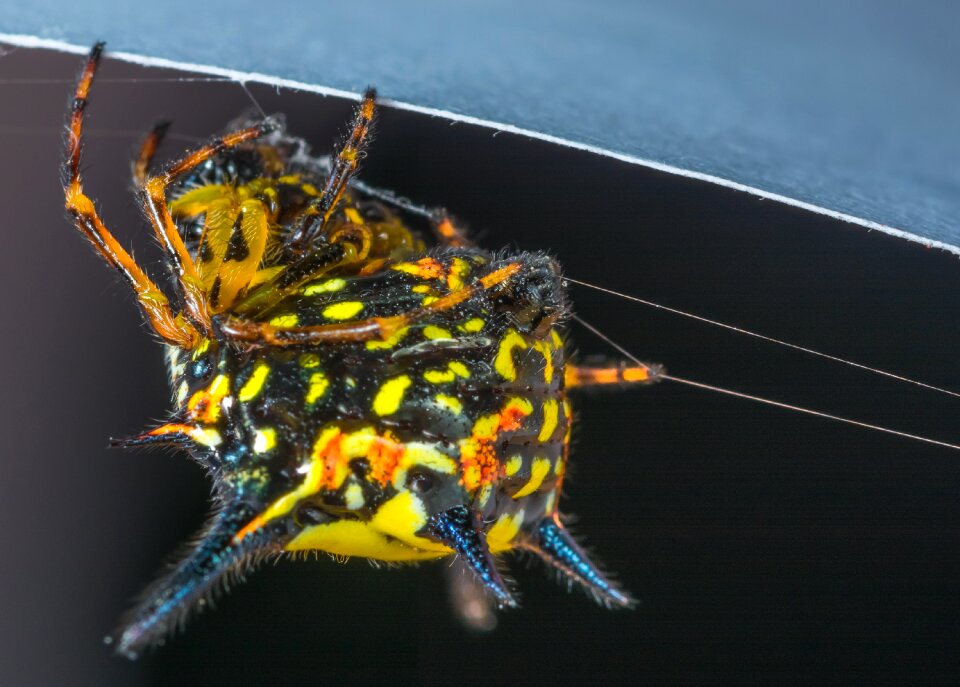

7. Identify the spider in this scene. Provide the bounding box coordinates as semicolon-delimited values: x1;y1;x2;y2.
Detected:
64;43;660;659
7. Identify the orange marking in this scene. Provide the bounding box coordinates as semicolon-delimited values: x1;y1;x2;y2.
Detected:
234;515;266;543
186;376;230;424
459;398;533;491
368;435;406;485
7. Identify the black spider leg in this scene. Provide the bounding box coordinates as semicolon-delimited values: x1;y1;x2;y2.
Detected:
349;177;474;247
523;516;635;608
110;500;285;660
286;89;377;252
424;506;518;609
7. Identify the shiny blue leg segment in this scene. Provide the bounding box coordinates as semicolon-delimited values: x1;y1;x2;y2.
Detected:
532;517;634;608
426;506;518;609
110;501;280;659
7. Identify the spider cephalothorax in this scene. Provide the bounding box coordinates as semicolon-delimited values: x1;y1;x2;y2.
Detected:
64;43;660;659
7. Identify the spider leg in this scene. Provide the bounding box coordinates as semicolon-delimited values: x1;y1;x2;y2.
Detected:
133;120;171;185
349;178;475;247
222;262;522;346
141;118;278;336
287;89;377;251
565;361;663;389
63;43;198;348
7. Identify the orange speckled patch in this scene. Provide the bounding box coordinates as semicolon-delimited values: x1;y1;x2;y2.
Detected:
459;397;533;491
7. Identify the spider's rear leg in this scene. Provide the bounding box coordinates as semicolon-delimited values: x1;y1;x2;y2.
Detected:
287;89;377;251
63;43;198;348
350;178;475;247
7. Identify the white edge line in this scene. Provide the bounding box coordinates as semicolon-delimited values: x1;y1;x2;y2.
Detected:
4;32;958;258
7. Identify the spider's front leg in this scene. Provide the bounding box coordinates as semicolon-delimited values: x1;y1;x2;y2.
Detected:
63;43;198;348
140;118;278;336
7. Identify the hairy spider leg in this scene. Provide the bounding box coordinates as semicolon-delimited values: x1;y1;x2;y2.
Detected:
349;178;475;247
287;89;377;250
522;515;634;608
63;43;199;348
133;120;171;185
111;500;284;660
222;262;522;346
141;118;278;336
565;362;663;389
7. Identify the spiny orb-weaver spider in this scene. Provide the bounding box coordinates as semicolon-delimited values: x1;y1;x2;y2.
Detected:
64;43;659;659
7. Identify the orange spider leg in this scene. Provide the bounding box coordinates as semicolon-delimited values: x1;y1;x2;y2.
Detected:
434;215;472;248
223;262;521;346
565;362;664;389
63;43;199;349
133;120;171;185
288;89;377;250
141;118;278;336
348;178;476;248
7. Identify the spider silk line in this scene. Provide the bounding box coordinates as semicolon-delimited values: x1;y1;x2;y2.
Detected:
572;314;960;453
565;276;960;399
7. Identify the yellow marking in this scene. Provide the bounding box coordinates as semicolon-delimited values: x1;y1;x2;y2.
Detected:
369;491;435;547
424;369;455;384
270;313;299;327
538;400;559;441
344;207;364;225
504;455;523;477
176;381;189;406
447;257;470;291
365;325;409;351
495;330;528;381
238;362;270;402
322;301;364;320
460;317;485;333
422;296;439;306
477;484;493;509
285;519;448;561
448;361;471;378
555;458;566;477
303;278;347;296
487;509;525;552
253;427;277;453
302;183;321;196
306;371;330;404
373;375;412;416
533;341;555;383
434;394;463;415
299;353;320;368
192;338;211;360
190;428;222;447
544;491;557;515
423;325;452;340
513;457;551;498
412;284;431;294
340;426;377;458
550;329;563;347
344;483;365;510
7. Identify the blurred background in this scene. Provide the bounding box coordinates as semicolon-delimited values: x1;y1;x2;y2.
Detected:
1;3;959;685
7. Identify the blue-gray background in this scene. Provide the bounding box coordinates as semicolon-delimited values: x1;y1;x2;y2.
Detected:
2;0;958;248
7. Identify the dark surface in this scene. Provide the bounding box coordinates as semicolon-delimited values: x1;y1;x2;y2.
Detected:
3;1;959;248
1;46;959;686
